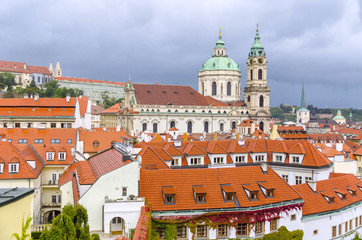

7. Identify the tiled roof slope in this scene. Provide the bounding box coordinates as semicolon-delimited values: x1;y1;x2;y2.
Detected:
133;84;245;107
0;107;75;117
131;206;150;240
278;126;308;139
293;174;362;216
0;141;44;180
136;139;331;168
309;133;344;142
139;165;302;211
0;60;50;74
55;76;125;86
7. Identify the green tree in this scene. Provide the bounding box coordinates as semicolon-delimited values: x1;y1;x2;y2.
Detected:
263;226;303;240
43;80;59;97
12;216;32;240
40;204;94;240
0;72;16;91
102;92;123;109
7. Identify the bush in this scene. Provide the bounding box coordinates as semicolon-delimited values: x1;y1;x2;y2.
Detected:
31;231;43;239
91;233;100;240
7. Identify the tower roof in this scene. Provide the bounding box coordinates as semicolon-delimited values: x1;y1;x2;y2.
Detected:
250;26;265;57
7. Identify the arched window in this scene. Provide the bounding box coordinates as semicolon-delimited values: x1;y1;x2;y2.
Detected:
250;69;253;80
220;123;224;132
260;95;264;107
259;121;264;132
201;82;204;95
187;121;192;133
212;82;217;96
232;121;236;129
247;95;250;102
153;123;158;133
204;121;209;133
170;121;175;129
142;123;147;131
258;69;262;80
227;82;231;96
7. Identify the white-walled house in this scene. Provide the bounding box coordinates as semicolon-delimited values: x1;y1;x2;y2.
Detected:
59;146;141;237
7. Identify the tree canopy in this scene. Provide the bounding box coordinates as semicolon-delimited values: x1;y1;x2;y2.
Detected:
102;92;123;109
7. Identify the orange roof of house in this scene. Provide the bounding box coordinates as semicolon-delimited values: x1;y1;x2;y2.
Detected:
238;119;256;127
139;165;302;211
320;147;344;157
55;76;126;86
131;206;150;240
79;128;131;154
251;129;267;139
354;148;362;156
27;65;50;75
309;133;344;142
293;174;362;216
102;103;122;114
0;141;44;180
0;60;50;74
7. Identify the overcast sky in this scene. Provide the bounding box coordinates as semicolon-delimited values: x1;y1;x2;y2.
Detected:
1;0;361;108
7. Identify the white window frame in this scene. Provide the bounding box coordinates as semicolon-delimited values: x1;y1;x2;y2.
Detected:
235;155;247;163
58;152;66;161
47;152;55;161
9;163;19;173
122;187;128;197
0;163;3;173
290;154;304;164
295;176;302;185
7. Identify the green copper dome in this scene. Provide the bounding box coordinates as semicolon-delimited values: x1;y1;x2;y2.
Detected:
200;32;240;72
250;28;265;57
333;110;346;120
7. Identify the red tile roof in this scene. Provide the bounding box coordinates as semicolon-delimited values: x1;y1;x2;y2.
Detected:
139;165;302;211
131;206;150;240
277;126;308;139
55;77;126;86
293;174;362;216
0;60;50;74
309;133;344;142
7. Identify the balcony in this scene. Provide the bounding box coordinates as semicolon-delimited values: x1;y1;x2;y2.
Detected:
42;202;61;208
42;180;59;188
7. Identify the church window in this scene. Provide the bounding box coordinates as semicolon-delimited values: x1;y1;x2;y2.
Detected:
258;69;262;80
202;82;204;95
220;123;224;132
212;82;217;96
250;69;253;80
204;121;209;133
227;63;230;67
227;82;231;96
232;121;236;129
260;95;264;107
187;121;192;133
247;95;250;102
259;121;264;132
170;121;175;129
142;123;147;131
258;50;263;55
153;123;158;133
218;50;220;55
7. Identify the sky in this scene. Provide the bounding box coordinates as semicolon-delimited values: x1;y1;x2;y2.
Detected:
1;0;361;109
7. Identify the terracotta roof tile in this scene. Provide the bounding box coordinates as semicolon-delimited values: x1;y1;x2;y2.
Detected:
55;76;125;86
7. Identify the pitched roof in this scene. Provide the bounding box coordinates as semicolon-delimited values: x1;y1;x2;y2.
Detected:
139;165;302;211
309;133;344;142
55;76;125;86
0;188;35;207
293;174;362;216
0;60;50;75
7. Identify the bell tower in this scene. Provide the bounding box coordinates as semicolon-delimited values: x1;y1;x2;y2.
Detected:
244;26;270;132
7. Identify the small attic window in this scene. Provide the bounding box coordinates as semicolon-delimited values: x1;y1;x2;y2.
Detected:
266;189;274;198
174;91;178;94
222;185;236;202
147;90;151;93
250;191;259;200
162;187;176;205
323;195;335;204
162;91;166;94
193;186;207;203
93;141;99;148
348;189;357;197
190;92;193;95
227;63;231;68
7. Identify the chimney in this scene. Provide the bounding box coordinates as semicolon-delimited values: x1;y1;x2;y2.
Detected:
214;133;217;141
307;181;317;192
183;133;187;142
116;126;120;132
34;93;39;101
260;163;268;173
156;133;161;142
66;93;71;102
24;93;29;98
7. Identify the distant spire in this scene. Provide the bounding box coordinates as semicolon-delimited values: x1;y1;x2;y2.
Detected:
256;24;259;32
300;81;306;108
219;26;222;39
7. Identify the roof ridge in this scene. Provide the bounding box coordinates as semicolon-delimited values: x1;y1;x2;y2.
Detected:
146;147;170;169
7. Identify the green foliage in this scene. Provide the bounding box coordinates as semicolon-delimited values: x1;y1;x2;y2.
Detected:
102;92;123;109
263;226;303;240
90;233;100;240
270;107;284;120
12;216;32;240
40;204;91;240
31;231;42;239
353;233;362;240
0;72;16;91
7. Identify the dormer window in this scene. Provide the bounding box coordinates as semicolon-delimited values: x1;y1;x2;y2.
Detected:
349;190;357;197
292;156;300;163
275;155;283;162
34;139;44;144
235;155;246;163
9;163;19;173
193;186;206;203
58;152;66;161
266;189;274;198
213;157;224;164
222;185;236;202
250;191;258;200
162;187;176;205
93;141;99;148
47;152;55;161
190;157;201;165
255;155;265;162
0;163;4;173
323;195;335;204
171;159;179;166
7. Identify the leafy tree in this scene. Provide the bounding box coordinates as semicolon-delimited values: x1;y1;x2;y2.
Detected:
270;107;284;120
40;204;95;240
43;80;59;97
12;216;32;240
102;92;123;109
263;226;303;240
0;72;16;91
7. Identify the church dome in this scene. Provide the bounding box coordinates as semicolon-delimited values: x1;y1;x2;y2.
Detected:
200;31;240;72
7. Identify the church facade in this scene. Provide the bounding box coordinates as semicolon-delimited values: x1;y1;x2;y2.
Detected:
101;29;271;135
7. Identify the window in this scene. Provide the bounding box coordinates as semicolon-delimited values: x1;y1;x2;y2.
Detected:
93;141;99;148
217;224;228;237
190;158;201;165
305;177;312;182
292;156;300;163
255;155;264;162
247;95;250;102
270;219;278;231
204;121;209;133
237;223;248;236
67;139;72;144
313;229;318;235
250;191;258;200
8;139;12;143
213;157;224;164
291;214;296;221
165;194;175;203
196;225;207;238
356;218;358;229
34;139;44;144
47;152;55;161
250;69;253;80
142;123;147;131
153;123;158;133
58;195;62;203
9;163;18;173
338;224;342;236
122;187;127;197
349;219;353;231
15;123;20;128
282;175;289;183
212;82;217;96
171;159;179;166
220;123;224;132
266;189;274;198
51;139;60;144
227;82;231;96
18;139;28;144
275;155;283;162
295;176;302;185
255;221;264;234
235;156;245;163
259;121;264;132
232;121;236;129
170;121;175;129
52;173;57;183
0;163;3;173
226;193;235;201
187;121;192;133
332;226;337;237
259;95;264;107
196;194;206;203
58;152;66;161
345;222;348;232
177;226;187;238
258;69;263;80
51;123;56;128
157;228;165;239
67;123;72;128
52;195;57;203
